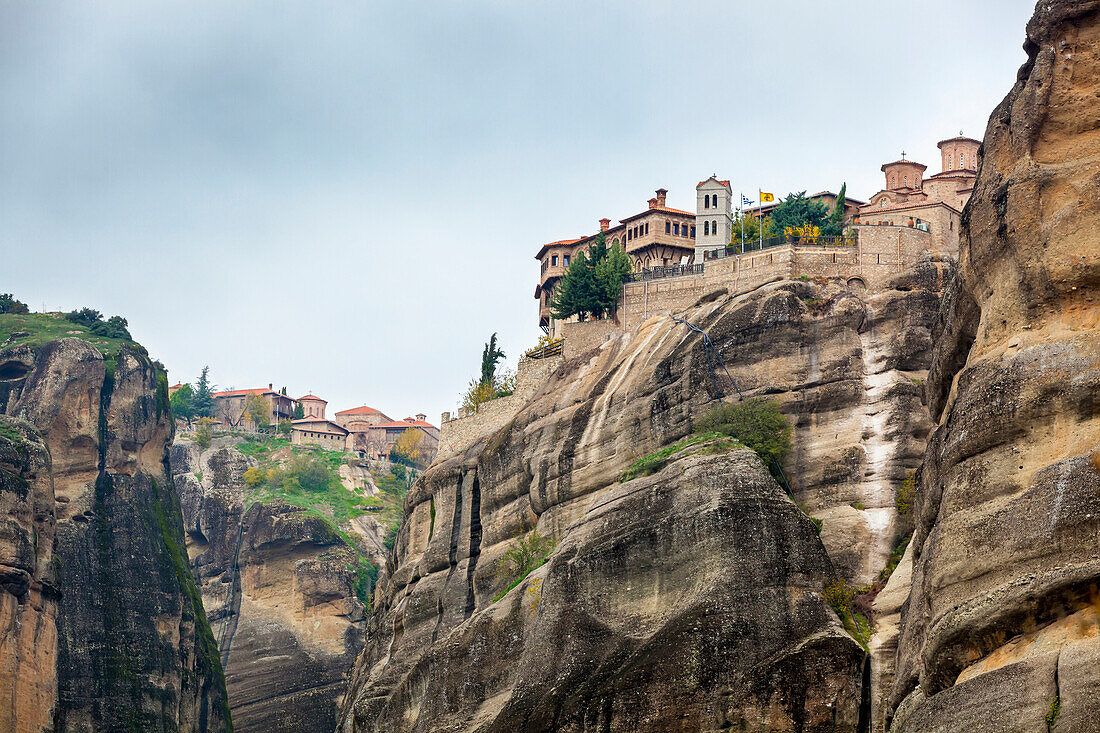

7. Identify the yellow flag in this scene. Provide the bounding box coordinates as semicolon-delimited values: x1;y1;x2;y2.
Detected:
760;192;775;202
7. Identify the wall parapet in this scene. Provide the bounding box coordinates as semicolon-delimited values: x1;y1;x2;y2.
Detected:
438;354;564;460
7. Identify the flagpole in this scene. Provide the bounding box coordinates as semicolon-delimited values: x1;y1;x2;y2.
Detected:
739;195;745;254
759;189;763;251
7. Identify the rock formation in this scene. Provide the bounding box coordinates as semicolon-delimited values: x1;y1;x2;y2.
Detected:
334;265;964;731
171;438;388;732
0;338;229;731
888;1;1100;729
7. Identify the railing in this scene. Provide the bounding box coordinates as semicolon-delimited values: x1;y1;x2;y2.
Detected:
624;263;704;283
703;233;858;260
522;338;564;360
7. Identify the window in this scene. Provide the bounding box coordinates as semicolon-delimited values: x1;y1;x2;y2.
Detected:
704;196;710;209
673;223;680;235
551;255;558;266
563;255;570;266
711;220;717;235
712;194;718;207
645;223;649;234
704;221;710;235
665;221;671;233
627;229;632;240
904;175;908;186
691;226;696;237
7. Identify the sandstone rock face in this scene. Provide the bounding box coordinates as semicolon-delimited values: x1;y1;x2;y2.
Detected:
0;338;229;731
889;2;1100;729
171;439;381;732
0;417;58;733
331;274;964;730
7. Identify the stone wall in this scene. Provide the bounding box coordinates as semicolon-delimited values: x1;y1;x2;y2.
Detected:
561;319;623;358
437;354;564;459
615;228;943;330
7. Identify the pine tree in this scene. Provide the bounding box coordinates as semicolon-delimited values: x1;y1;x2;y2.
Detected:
480;333;505;387
823;183;847;237
193;366;215;418
550;232;629;320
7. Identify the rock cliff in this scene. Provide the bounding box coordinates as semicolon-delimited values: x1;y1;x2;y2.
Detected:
170;437;392;732
889;1;1100;729
336;265;956;731
0;337;229;731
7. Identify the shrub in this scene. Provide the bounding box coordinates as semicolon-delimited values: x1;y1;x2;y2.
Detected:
193;424;212;450
896;470;916;533
493;529;554;601
64;308;132;340
243;466;267;489
0;293;29;314
696;398;792;479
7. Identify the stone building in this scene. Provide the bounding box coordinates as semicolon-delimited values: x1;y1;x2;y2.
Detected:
212;385;296;430
298;394;327;419
535;188;697;333
857;134;980;253
695;177;733;261
290;416;349;449
333;405;439;462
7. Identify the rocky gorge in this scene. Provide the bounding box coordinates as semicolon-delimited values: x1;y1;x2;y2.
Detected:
2;1;1099;731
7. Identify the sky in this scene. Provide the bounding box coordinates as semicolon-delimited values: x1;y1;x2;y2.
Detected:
1;0;1038;423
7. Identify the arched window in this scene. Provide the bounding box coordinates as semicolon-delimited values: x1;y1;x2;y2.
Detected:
890;175;896;188
704;221;710;236
713;194;718;207
712;220;717;235
665;221;671;233
704;196;710;209
673;223;679;235
904;175;908;186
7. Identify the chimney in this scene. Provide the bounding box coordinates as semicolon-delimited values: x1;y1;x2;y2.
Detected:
655;188;668;208
599;218;610;232
648;197;658;210
268;383;273;391
416;413;426;422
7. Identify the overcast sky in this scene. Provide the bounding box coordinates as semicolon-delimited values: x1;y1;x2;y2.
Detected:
1;1;1037;422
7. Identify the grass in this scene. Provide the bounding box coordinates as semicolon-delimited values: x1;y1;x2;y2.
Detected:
619;432;740;482
492;530;554;602
824;578;873;651
0;312;145;360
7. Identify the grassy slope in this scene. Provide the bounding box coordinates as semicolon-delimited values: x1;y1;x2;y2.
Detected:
0;312;146;360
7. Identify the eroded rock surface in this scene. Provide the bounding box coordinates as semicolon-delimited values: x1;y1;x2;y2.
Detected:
171;439;385;732
0;338;229;731
330;273;963;730
889;2;1100;729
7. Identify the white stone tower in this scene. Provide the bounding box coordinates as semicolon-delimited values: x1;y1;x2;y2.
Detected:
695;176;733;261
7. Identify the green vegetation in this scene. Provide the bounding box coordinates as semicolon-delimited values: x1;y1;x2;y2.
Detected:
620;431;740;482
823;578;872;650
878;535;910;585
0;311;145;360
65;307;132;340
0;293;29;315
193;366;215;419
850;501;865;510
461;333;517;413
170;384;196;426
1046;695;1061;730
493;529;554;602
244;393;270;429
550;231;632;321
696;398;792;482
769;191;832;235
350;557;378;606
822;182;847;236
896;470;916;534
243;454;378;523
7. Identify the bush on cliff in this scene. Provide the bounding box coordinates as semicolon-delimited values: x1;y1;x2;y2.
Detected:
493;529;554;602
696;398;792;480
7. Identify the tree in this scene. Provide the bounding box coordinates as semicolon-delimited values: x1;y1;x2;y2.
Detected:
822;183;847;237
594;242;632;315
390;429;429;468
769;192;831;236
480;333;505;387
551;232;629;321
65;307;103;327
193;366;215;419
461;378;496;414
696;398;792;481
169;384;196;427
293;401;305;419
244;393;271;430
0;294;29;314
64;308;131;339
193;417;215;450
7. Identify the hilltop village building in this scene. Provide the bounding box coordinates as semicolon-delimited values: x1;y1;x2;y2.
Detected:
534;133;979;334
208;385;438;461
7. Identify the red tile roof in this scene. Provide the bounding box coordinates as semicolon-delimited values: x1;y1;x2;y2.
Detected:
334;405;383;416
298;394;326;402
696;179;731;189
535;238;583;260
212;388;281;398
374;420;436;429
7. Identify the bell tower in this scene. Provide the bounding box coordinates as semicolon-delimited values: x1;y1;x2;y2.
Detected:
695;176;732;261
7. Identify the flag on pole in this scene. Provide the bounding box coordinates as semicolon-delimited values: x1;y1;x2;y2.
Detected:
760;192;775;202
741;194;753;206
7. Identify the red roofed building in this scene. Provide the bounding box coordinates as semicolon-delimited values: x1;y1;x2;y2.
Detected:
211;384;296;430
331;405;438;462
535;188;697;334
298;394;327;419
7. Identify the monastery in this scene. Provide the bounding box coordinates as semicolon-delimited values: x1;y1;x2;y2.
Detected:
535;133;980;335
